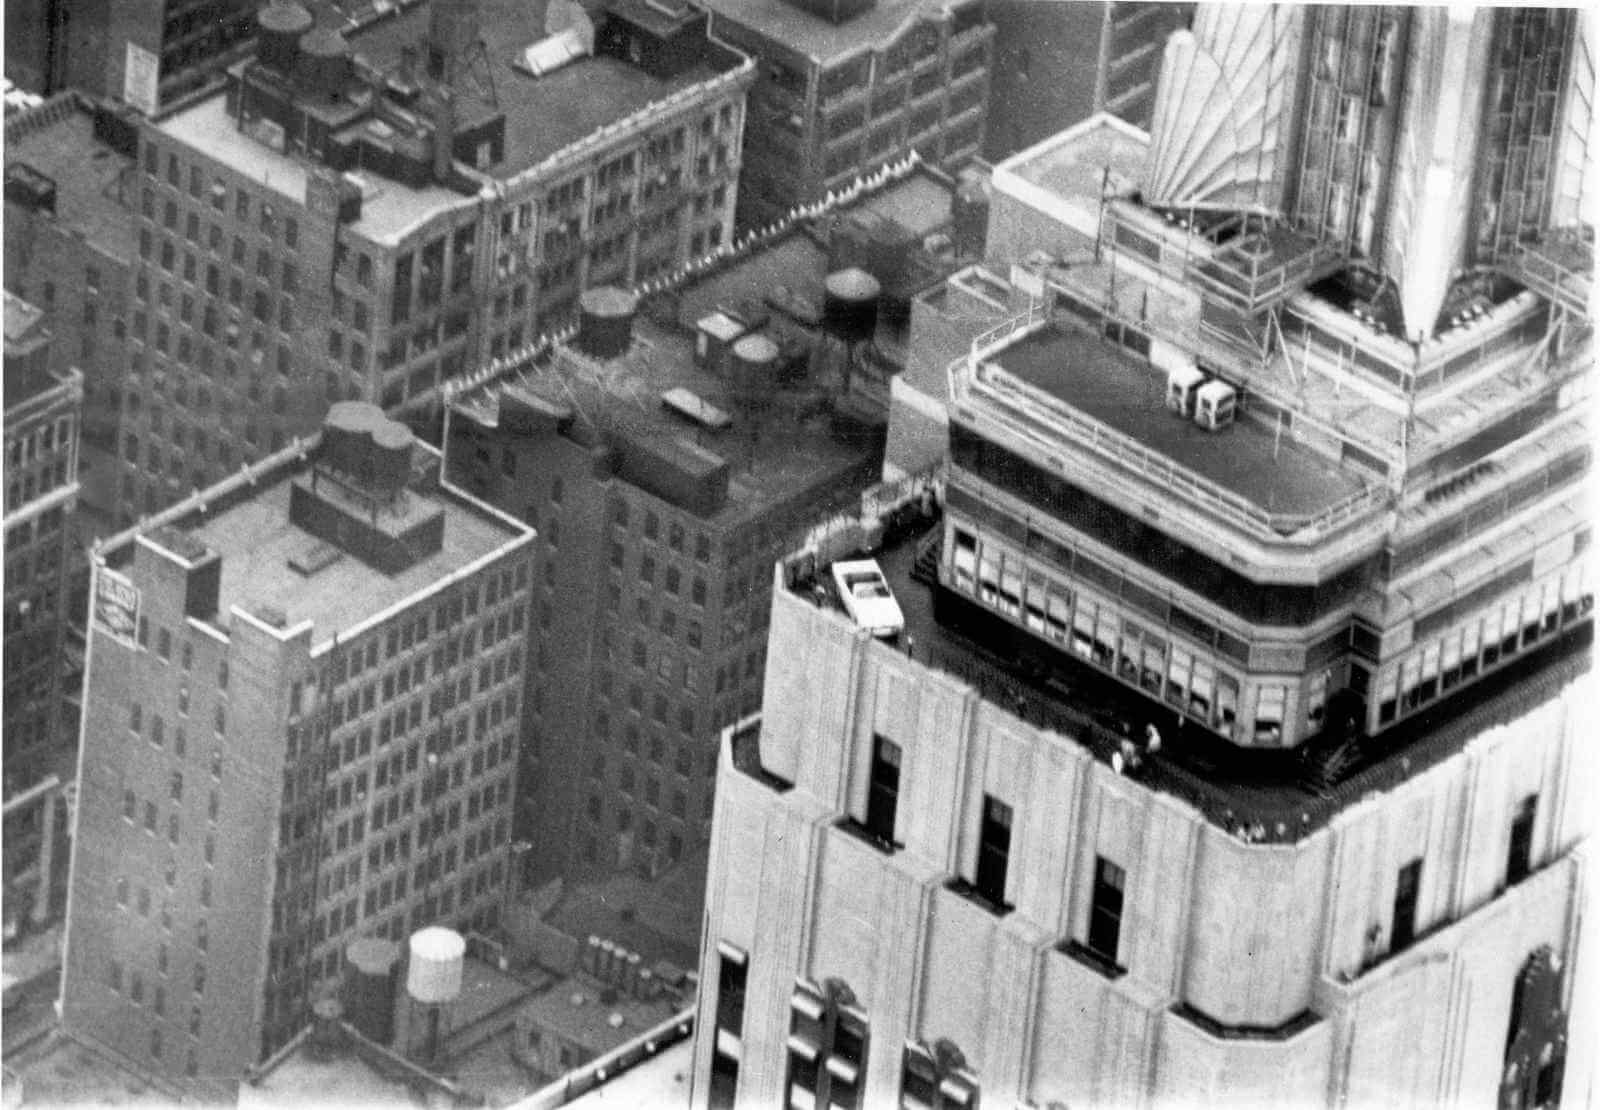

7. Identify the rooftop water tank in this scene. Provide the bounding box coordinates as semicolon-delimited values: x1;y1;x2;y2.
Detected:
729;332;780;403
343;937;402;1045
369;421;415;497
257;1;313;73
952;177;989;256
297;26;351;101
823;268;880;345
406;927;465;1005
575;286;639;359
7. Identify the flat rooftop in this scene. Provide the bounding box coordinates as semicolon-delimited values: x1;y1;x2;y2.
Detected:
349;0;736;180
563;1035;692;1109
788;514;1594;844
850;169;956;238
700;0;969;64
3;95;135;260
672;166;955;327
518;974;682;1059
144;446;525;648
987;323;1369;518
998;111;1149;205
156;93;473;246
239;1032;436;1110
541;849;708;970
543;307;882;526
4;1032;177;1107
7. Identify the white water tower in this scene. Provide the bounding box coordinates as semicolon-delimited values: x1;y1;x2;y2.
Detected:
405;927;464;1064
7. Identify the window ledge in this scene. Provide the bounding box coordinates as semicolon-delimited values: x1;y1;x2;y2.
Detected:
944;877;1012;918
729;719;792;794
1058;938;1126;980
835;817;901;855
1171;1002;1320;1041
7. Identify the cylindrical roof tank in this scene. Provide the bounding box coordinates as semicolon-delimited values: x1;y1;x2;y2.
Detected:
257;1;313;73
322;401;383;482
369;420;415;495
575;286;639;359
823;267;880;345
296;26;351;100
343;937;402;1045
952;179;990;256
729;332;780;401
406;927;465;1005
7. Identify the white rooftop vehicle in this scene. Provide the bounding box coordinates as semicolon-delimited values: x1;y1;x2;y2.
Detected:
831;558;905;638
1194;379;1238;431
1164;361;1207;417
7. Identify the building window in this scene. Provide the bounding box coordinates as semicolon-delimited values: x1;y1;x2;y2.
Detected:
865;736;901;848
1253;684;1285;744
900;1041;979;1110
974;795;1011;909
1503;947;1567;1110
1087;856;1125;967
786;979;869;1110
1507;795;1538;885
1391;858;1423;952
708;942;747;1107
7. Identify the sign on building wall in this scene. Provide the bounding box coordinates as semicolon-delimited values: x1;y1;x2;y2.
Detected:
123;42;160;117
92;567;141;647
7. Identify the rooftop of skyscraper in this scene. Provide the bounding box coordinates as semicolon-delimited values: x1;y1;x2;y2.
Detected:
982;319;1372;522
96;407;532;649
775;502;1594;847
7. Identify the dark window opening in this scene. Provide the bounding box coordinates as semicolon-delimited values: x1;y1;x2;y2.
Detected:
1088;856;1125;967
709;943;747;1108
1391;858;1422;952
865;736;901;847
1507;795;1537;885
974;795;1011;908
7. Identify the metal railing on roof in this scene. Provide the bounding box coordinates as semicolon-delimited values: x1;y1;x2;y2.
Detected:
1099;204;1343;316
1506;230;1594;318
955;333;1388;542
1185;238;1344;316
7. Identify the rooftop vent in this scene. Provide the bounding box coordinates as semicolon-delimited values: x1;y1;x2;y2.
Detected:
288;539;344;576
518;27;591;77
661;387;732;429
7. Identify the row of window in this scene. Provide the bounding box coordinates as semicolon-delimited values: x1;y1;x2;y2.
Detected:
712;789;1543;1102
949;530;1306;744
5;415;74;470
1377;564;1592;726
709;949;981;1110
143;141;300;252
858;724;1545;965
104;951;206;1074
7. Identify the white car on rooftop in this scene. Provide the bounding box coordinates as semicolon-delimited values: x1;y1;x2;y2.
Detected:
831;558;904;638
